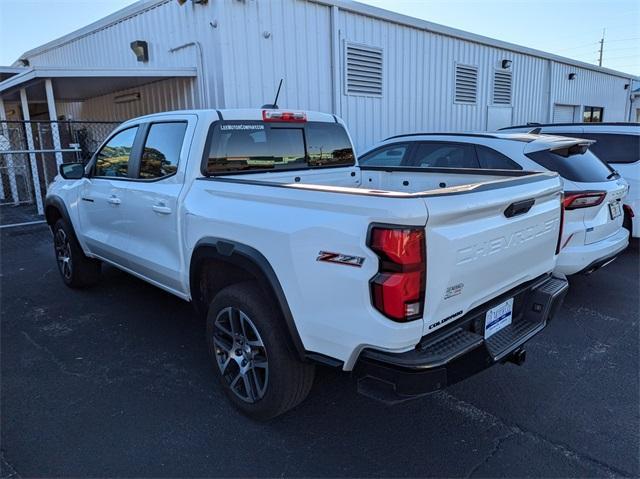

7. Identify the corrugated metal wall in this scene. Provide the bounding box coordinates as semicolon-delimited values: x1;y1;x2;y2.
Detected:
551;62;630;122
56;77;197;121
27;0;218;114
17;0;634;153
332;8;551;150
217;0;333;112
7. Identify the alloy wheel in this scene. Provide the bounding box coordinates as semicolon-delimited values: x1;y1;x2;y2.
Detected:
212;306;269;403
54;229;73;280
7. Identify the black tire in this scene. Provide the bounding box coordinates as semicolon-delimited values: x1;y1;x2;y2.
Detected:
52;218;101;288
206;281;315;420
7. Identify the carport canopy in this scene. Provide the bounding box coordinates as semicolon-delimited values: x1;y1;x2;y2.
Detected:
0;65;197;102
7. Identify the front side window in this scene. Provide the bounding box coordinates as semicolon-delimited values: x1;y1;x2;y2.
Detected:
358;144;410;167
94;127;138;177
476;145;522;170
205;121;355;174
411;142;479;168
139;122;187;179
583;106;604;123
526;145;614;182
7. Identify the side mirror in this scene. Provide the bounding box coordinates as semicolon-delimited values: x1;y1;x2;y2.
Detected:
59;162;85;180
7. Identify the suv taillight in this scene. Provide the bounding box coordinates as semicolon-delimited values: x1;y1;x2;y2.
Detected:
563;191;606;210
369;226;426;321
556;194;565;255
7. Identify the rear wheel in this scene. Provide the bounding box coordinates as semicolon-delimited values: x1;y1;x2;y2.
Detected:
53;218;101;288
206;282;315;420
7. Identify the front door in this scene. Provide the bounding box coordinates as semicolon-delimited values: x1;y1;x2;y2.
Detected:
77;125;140;267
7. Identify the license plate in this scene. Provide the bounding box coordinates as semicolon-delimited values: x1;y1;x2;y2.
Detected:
609;201;621;220
485;298;514;338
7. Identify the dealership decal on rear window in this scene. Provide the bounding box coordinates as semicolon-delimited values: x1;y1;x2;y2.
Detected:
220;124;265;131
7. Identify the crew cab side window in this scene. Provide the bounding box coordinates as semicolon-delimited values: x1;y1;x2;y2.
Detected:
94;127;139;177
411;142;479;168
476;145;522;170
358;144;410;167
139;122;187;179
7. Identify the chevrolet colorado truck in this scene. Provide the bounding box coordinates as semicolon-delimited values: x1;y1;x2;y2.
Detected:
46;109;568;420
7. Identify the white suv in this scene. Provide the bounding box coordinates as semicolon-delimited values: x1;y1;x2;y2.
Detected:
359;132;629;276
500;123;640;239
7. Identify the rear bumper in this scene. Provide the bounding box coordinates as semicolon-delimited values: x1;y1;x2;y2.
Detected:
555;227;629;276
353;275;568;404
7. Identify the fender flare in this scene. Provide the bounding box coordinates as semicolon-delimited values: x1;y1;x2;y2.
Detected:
189;237;306;360
44;195;72;227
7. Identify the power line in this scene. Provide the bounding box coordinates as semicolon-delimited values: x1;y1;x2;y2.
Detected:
604;54;640;61
604;45;640;52
606;37;640;43
555;42;600;52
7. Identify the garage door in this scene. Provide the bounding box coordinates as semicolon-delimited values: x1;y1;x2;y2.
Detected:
553;104;576;123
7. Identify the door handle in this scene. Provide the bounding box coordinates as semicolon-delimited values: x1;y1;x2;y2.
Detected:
152;203;172;215
107;195;121;206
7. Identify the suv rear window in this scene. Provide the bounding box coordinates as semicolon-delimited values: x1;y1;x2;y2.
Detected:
526;146;615;183
553;133;639;164
204;121;355;174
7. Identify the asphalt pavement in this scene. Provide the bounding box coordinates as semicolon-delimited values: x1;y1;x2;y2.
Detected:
1;224;638;477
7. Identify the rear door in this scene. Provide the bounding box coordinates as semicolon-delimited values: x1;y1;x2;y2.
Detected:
118;117;194;293
420;173;562;335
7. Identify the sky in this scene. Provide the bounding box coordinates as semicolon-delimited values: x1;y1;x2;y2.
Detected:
0;0;638;75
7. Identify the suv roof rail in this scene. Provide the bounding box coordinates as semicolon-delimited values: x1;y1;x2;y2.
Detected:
385;132;501;141
500;122;640;130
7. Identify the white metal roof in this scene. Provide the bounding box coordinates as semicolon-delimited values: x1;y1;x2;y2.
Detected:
0;65;197;101
15;0;639;81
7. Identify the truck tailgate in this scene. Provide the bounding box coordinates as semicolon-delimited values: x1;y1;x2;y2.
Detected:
421;173;562;336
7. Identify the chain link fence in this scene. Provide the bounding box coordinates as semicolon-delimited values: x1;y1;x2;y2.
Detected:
0;120;120;224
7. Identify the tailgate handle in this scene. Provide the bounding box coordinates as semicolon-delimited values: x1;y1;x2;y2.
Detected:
504;199;535;218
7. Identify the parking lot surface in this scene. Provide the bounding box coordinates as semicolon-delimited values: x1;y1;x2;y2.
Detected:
1;224;638;478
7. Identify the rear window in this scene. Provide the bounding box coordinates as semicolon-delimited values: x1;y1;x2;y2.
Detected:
552;133;639;164
204;121;355;174
526;146;615;183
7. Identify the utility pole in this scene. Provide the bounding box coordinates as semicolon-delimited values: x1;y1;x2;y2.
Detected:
598;29;605;67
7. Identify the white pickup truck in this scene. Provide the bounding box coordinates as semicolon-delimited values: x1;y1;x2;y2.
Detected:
46;109;568;419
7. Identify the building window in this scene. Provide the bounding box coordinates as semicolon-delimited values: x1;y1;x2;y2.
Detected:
455;64;478;104
492;70;512;105
344;43;383;97
583;106;604;123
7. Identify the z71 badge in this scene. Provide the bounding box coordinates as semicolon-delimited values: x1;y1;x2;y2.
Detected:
316;251;365;268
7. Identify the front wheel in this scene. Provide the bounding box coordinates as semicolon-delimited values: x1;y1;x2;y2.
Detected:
206;282;315;420
53;218;101;288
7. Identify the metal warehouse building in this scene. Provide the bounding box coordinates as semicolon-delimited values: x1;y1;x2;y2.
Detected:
1;0;638;155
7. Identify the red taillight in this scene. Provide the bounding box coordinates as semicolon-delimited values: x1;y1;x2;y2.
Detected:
262;110;307;122
556;194;565;255
369;227;425;321
563;191;606;210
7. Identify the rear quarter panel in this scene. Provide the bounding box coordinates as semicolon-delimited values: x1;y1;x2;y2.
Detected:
183;179;428;366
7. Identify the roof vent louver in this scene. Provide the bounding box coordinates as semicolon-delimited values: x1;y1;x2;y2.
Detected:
455;64;478;104
493;70;512;105
345;43;383;96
